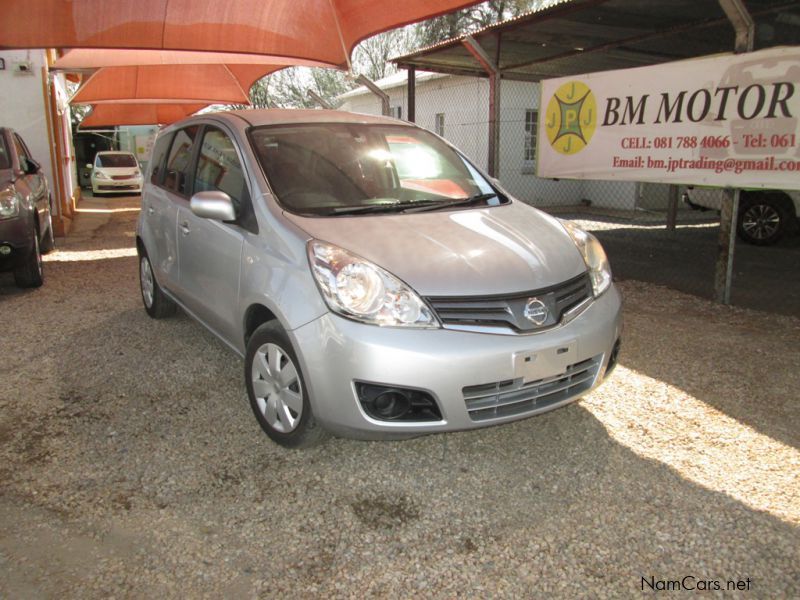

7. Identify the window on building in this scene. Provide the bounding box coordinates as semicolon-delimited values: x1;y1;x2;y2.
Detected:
435;113;445;137
389;106;402;120
524;109;538;169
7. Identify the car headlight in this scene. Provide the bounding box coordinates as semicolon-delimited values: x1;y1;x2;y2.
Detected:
94;171;108;180
0;187;20;219
561;220;612;296
308;240;438;328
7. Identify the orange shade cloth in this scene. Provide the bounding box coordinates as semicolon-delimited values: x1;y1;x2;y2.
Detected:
70;64;279;104
54;48;328;69
79;103;208;127
1;0;480;68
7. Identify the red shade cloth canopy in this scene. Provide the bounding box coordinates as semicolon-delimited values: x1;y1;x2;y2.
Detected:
70;64;280;104
79;103;208;127
54;48;328;69
1;0;480;68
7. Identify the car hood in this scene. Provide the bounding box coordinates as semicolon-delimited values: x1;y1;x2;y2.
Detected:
284;201;587;297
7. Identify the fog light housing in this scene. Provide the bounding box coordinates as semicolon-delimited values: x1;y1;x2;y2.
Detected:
356;383;442;422
0;245;11;255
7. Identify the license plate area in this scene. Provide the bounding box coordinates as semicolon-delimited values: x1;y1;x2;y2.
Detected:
513;340;577;383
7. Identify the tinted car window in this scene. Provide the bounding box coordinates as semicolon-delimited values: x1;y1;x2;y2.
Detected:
194;127;249;214
249;123;496;216
97;153;137;168
0;135;9;170
164;126;199;196
13;135;31;172
149;132;173;185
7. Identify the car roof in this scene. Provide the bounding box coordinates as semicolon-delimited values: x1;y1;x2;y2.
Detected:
168;108;413;130
96;150;136;155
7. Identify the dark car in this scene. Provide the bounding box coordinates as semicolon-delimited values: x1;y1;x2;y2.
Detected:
0;128;55;287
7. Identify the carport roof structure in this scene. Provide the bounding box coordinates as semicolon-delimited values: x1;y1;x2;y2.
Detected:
0;0;483;69
392;0;800;80
79;103;208;128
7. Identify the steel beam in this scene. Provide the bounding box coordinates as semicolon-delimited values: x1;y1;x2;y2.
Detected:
718;0;755;53
407;66;415;123
355;74;390;116
307;90;332;109
463;36;501;177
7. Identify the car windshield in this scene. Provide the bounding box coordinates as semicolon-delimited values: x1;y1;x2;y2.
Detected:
249;123;503;216
97;154;137;168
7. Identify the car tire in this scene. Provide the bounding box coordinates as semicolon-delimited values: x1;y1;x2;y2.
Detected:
40;205;55;254
139;250;177;318
245;321;328;449
737;193;792;246
13;223;44;288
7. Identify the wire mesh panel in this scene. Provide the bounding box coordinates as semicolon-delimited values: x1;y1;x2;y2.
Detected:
338;75;799;316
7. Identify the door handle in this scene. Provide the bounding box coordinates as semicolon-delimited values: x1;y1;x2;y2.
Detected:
180;221;191;236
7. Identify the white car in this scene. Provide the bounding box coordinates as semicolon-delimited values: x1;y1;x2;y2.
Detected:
89;151;143;195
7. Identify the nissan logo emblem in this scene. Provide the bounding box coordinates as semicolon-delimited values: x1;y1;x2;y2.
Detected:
524;298;549;326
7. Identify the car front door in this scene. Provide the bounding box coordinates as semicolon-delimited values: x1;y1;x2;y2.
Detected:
12;133;49;228
176;124;249;345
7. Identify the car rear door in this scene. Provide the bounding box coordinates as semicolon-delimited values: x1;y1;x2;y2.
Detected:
141;127;197;296
176;124;249;345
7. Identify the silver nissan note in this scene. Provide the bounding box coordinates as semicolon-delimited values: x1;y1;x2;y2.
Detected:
137;110;622;448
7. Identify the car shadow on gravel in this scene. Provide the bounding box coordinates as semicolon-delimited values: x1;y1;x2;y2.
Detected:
2;303;796;595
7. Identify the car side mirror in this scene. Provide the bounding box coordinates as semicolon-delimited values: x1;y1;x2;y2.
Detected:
190;191;236;222
24;159;40;175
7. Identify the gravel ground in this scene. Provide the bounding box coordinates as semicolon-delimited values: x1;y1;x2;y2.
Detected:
1;196;798;598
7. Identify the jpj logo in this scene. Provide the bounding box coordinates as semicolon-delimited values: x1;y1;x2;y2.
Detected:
545;81;597;155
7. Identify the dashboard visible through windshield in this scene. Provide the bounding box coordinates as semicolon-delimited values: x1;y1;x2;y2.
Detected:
249;123;505;216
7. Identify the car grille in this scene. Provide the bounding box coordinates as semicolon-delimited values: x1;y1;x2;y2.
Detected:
98;184;138;190
426;272;592;334
111;175;133;180
462;355;602;422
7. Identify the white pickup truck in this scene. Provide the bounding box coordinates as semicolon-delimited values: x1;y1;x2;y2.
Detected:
683;189;799;246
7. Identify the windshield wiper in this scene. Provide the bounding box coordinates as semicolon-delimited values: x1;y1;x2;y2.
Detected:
328;199;440;216
403;192;499;214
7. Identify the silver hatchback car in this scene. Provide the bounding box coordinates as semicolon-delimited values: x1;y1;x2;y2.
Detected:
137;110;622;448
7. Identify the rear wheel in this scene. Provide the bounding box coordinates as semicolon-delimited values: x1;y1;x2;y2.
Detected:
139;250;177;318
737;194;792;246
14;223;43;288
245;321;328;449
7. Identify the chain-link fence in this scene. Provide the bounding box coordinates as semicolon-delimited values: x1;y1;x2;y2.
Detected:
338;74;799;317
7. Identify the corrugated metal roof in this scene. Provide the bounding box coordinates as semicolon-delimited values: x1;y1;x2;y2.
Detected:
392;0;800;81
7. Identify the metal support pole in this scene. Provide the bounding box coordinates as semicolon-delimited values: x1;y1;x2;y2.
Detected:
712;0;754;304
666;185;679;232
307;90;333;109
355;75;390;116
407;67;416;123
715;189;740;304
463;36;501;177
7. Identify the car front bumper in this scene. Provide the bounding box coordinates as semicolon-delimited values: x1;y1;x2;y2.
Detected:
291;284;622;440
92;178;143;193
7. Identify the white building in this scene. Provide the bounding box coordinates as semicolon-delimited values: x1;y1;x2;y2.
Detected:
339;71;674;212
0;49;78;234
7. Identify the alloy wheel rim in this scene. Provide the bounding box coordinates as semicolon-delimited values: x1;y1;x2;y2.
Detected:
742;204;780;240
140;257;155;308
252;343;303;433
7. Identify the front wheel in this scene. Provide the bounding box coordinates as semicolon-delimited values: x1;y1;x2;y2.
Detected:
245;321;328;449
13;224;43;288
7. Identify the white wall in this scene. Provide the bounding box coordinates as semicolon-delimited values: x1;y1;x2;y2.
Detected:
0;50;55;196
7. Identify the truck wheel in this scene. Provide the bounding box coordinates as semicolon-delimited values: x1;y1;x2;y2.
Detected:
737;194;792;246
